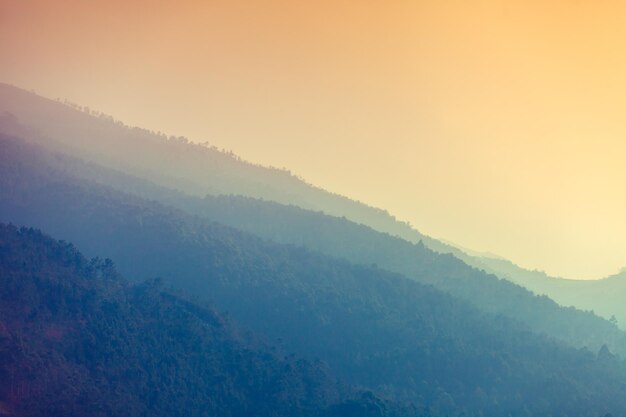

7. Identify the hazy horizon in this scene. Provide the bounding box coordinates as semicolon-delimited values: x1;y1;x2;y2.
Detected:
2;0;625;279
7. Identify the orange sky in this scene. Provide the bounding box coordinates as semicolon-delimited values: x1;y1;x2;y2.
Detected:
1;0;626;279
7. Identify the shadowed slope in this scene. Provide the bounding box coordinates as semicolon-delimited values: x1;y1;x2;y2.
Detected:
1;223;414;417
1;135;626;417
3;83;624;334
4;133;623;356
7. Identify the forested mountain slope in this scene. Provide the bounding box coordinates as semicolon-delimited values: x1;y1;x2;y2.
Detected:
0;223;414;417
1;135;626;417
7;134;624;356
4;83;624;331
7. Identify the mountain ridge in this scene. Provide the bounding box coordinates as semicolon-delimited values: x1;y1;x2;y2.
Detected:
3;83;626;329
2;133;626;416
1;133;622;355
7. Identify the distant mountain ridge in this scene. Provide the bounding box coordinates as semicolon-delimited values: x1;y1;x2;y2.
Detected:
16;135;623;356
2;82;626;330
2;83;625;331
3;134;626;416
0;83;432;242
475;255;626;328
4;84;626;415
0;82;517;267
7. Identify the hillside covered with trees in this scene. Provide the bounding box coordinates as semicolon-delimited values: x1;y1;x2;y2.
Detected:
3;83;625;334
0;223;422;417
2;134;626;416
2;133;623;357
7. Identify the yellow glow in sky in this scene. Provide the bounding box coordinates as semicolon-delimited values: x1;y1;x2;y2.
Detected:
1;0;625;278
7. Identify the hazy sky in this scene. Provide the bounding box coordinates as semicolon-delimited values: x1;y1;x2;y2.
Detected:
2;0;625;279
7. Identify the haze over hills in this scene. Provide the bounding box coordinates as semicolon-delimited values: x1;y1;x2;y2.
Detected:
3;1;626;415
3;85;626;415
2;134;622;357
2;134;626;416
2;83;626;331
475;257;626;328
4;0;626;280
0;82;430;244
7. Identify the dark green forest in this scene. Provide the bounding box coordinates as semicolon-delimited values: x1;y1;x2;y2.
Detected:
2;135;626;416
0;223;423;417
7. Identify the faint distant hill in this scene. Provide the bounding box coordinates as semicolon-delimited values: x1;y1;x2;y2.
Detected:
2;82;625;331
470;255;626;329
